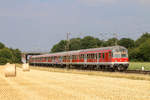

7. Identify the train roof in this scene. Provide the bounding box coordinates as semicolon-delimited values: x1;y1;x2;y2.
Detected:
31;46;127;58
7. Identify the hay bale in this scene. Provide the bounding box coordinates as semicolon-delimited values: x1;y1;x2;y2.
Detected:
5;64;16;77
22;63;30;71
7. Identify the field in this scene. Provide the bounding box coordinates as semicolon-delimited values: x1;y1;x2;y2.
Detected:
0;64;150;100
129;62;150;70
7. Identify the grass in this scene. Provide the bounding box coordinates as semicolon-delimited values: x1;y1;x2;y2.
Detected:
128;62;150;70
16;64;150;81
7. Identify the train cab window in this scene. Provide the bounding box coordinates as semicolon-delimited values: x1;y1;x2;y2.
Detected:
114;54;121;58
121;54;127;58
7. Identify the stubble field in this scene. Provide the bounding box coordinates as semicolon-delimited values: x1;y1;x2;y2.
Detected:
0;65;150;100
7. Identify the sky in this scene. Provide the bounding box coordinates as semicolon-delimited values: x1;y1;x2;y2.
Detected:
0;0;150;52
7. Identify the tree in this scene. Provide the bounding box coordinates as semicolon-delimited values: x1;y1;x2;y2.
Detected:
69;38;81;51
10;48;22;63
80;36;99;49
118;38;135;49
0;42;5;49
135;32;150;47
138;39;150;61
0;48;13;64
104;38;118;46
0;58;9;65
0;42;22;65
129;48;142;61
51;40;67;53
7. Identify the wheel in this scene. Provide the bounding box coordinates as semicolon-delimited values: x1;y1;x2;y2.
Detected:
117;65;125;72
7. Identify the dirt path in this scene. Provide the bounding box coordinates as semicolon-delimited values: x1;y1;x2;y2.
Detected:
0;65;150;100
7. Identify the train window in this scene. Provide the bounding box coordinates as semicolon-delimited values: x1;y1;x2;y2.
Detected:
114;54;121;58
82;54;84;59
109;52;111;57
73;55;76;60
91;54;93;59
95;54;97;59
92;54;95;59
87;54;89;59
72;55;76;60
73;55;74;60
68;56;70;60
103;53;105;59
79;54;84;59
90;54;93;59
99;53;101;58
74;56;76;60
79;55;81;59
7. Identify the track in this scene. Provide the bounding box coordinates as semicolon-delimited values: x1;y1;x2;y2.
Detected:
31;65;150;75
125;70;150;75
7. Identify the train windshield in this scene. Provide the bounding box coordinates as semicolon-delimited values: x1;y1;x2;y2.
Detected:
113;54;121;58
120;49;128;58
113;47;128;58
121;54;127;58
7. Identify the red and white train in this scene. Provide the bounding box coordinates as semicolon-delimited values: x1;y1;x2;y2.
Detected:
29;46;129;71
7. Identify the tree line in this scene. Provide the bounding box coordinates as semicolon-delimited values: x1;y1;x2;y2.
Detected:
51;32;150;62
0;42;22;65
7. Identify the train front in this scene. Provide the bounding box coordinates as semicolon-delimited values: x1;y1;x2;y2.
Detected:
111;46;129;71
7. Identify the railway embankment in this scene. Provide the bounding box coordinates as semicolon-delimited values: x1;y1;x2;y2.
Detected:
16;64;150;81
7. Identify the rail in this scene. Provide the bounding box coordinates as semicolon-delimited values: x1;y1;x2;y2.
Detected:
125;70;150;75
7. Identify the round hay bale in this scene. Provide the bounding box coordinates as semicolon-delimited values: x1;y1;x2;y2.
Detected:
5;64;16;77
22;63;30;71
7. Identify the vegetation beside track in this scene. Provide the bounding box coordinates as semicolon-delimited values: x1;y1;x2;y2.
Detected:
128;62;150;70
0;42;21;65
16;64;150;81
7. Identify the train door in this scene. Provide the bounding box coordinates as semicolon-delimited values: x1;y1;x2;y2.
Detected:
102;52;105;62
105;52;109;62
85;54;87;64
98;53;101;62
108;51;112;62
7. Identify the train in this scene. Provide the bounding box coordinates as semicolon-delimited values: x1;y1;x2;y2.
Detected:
29;46;129;71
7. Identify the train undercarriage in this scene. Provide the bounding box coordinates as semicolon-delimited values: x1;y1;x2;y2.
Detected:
29;63;129;72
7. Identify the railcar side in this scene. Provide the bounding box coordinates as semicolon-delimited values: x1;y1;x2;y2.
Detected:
29;46;129;71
